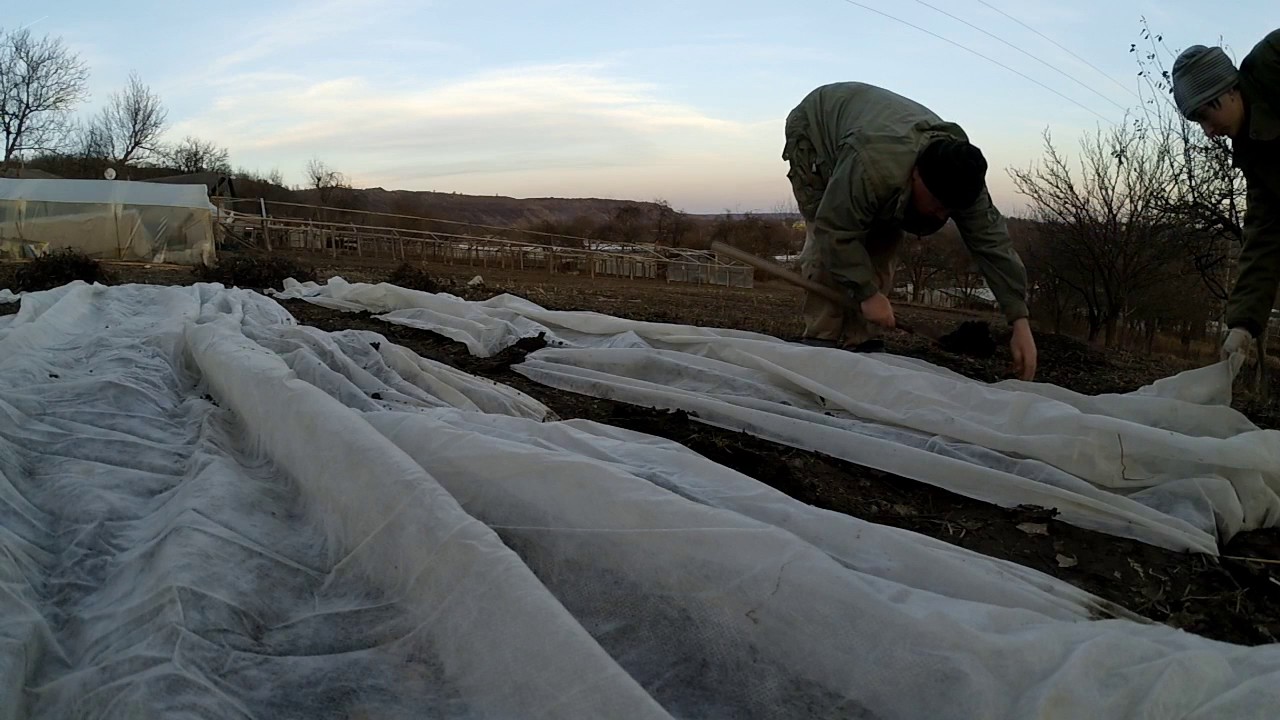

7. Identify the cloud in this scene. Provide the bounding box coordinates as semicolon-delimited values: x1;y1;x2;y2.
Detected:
165;51;1039;213
167;62;787;211
207;0;391;76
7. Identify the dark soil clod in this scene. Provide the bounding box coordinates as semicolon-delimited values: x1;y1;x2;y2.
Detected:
194;253;316;290
387;263;442;293
512;333;549;354
938;320;997;358
13;249;112;293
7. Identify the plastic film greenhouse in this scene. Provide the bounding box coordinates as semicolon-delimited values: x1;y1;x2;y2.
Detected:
0;178;216;265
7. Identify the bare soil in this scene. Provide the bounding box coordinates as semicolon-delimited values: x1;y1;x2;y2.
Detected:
3;255;1278;646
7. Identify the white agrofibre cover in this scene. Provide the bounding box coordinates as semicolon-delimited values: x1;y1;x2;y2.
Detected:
3;281;1280;718
271;277;1280;556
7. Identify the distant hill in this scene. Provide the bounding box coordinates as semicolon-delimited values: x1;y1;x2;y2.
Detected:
18;156;670;229
294;187;667;228
692;212;802;222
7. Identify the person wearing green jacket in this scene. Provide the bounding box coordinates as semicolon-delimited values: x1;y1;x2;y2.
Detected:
1172;29;1280;360
782;81;1038;381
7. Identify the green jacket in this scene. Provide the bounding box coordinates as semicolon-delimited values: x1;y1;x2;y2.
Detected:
785;82;1029;322
1227;29;1280;337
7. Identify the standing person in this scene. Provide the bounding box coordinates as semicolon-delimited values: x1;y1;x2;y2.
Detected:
1171;30;1280;359
782;81;1037;381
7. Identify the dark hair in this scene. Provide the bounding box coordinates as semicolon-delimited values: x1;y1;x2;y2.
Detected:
1188;87;1239;121
916;138;988;209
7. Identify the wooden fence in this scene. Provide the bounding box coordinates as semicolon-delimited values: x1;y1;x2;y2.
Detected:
214;201;754;288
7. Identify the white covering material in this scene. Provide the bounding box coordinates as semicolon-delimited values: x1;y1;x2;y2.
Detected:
272;277;1280;555
0;178;216;265
0;179;216;210
4;281;1280;717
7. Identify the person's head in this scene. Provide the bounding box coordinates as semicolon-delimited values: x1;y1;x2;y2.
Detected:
911;138;988;223
1172;44;1246;139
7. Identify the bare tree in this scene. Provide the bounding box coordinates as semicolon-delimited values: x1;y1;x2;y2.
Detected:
233;166;287;187
70;118;111;160
944;243;989;307
596;205;647;246
92;71;167;164
0;28;90;166
708;211;792;258
1010;125;1182;346
1016;221;1080;334
652;199;695;248
898;224;956;303
1132;19;1244;302
305;157;350;203
164;135;230;174
1126;254;1217;355
522;217;591;249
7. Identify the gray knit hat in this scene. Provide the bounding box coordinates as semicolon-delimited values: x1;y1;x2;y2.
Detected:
1171;45;1239;119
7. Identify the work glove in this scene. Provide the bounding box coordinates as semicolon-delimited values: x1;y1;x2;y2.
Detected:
1221;327;1252;360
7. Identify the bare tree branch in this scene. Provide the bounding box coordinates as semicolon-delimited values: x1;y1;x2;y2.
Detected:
164;135;230;174
652;199;697;248
93;71;167;164
1132;19;1244;302
0;27;90;166
1011;124;1185;346
305;157;350;203
69;117;111;160
899;225;957;303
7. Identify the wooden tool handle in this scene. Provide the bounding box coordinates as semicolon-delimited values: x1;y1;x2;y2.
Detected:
710;240;919;336
710;241;848;306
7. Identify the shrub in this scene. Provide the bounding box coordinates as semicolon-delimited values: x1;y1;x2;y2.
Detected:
194;254;316;290
13;249;112;293
387;262;441;292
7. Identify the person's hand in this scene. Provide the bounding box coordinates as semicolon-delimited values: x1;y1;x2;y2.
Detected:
860;293;895;328
1221;327;1252;360
1010;318;1037;382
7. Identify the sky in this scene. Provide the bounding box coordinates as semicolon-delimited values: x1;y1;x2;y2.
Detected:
18;1;1277;215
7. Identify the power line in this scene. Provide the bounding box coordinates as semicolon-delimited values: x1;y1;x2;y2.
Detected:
911;0;1128;112
973;0;1141;100
837;0;1116;124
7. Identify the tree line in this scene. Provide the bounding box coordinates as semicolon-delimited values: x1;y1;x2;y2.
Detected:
1004;21;1247;354
0;26;322;188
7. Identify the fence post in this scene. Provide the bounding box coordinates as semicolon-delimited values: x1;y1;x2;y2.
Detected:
259;198;271;252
